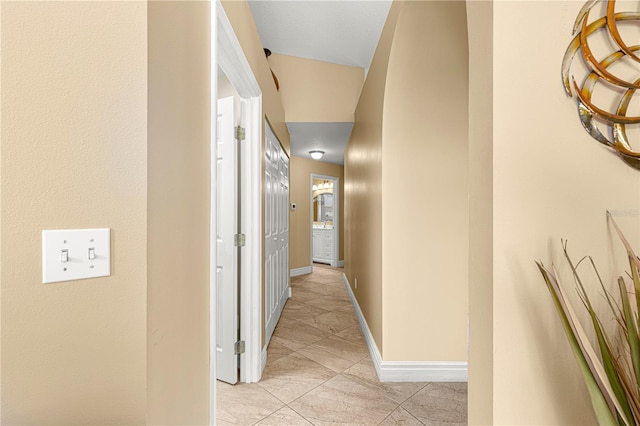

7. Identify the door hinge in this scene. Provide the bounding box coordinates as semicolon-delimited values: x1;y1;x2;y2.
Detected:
235;126;246;141
234;340;245;355
234;233;246;247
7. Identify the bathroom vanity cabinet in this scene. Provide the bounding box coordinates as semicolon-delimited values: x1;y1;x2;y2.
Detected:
312;228;333;264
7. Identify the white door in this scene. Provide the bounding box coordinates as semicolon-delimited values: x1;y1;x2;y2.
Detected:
216;96;238;384
265;121;289;345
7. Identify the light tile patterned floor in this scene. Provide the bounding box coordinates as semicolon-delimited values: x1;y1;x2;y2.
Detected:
217;264;468;425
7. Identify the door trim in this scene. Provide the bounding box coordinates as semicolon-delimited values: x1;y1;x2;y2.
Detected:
212;3;264;420
239;94;263;384
216;0;263;385
210;3;218;422
309;173;340;269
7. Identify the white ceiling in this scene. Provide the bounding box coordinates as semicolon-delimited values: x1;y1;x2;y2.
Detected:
248;1;391;70
287;122;354;165
249;1;391;164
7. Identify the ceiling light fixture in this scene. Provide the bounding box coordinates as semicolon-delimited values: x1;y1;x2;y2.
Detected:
309;150;324;160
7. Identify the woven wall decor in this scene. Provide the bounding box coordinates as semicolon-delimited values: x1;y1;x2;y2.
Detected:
562;0;640;168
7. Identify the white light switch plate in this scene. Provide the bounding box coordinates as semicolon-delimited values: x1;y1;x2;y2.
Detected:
42;228;111;284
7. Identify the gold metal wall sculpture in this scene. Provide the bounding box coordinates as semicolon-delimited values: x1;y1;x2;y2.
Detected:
563;0;640;168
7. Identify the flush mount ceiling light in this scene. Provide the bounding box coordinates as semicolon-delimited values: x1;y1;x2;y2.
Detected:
309;150;324;160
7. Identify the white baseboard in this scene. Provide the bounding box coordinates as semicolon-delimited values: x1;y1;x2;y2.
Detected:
337;260;344;267
342;273;468;383
290;266;312;277
261;347;268;373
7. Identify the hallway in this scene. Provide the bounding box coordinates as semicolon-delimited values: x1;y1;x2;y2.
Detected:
216;265;467;425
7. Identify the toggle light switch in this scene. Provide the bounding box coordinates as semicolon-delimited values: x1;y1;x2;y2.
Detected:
42;228;110;283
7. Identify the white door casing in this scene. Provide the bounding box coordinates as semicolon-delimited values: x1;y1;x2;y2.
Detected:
213;5;264;422
264;121;289;346
214;0;263;388
216;96;238;385
309;174;340;269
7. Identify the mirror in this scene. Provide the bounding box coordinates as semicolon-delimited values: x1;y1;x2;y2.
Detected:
315;193;333;222
312;178;334;227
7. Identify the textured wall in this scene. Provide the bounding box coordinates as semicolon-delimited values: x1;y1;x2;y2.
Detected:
490;1;640;424
345;1;402;353
147;2;211;423
381;0;469;361
466;0;493;424
269;54;363;123
346;1;469;362
1;2;147;423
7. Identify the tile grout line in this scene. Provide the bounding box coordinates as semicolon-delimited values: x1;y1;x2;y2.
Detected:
261;301;347;412
376;404;427;426
248;402;285;426
230;266;448;425
281;326;353;403
277;289;365;418
397;381;432;407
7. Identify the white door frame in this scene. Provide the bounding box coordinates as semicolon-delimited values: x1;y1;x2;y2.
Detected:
309;174;340;269
212;2;263;420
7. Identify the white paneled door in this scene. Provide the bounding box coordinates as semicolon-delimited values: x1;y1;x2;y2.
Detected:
264;121;289;345
216;96;238;384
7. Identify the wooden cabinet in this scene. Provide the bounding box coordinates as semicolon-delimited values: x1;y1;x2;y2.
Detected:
312;228;334;264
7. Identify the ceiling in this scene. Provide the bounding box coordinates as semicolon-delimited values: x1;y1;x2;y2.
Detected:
287;122;354;165
248;1;392;70
248;0;392;165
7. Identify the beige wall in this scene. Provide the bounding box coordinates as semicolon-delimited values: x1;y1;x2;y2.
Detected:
346;1;468;362
269;54;364;123
290;156;344;270
381;0;468;362
1;2;147;423
466;0;493;424
345;1;402;353
0;2;3;419
147;2;210;424
484;1;640;424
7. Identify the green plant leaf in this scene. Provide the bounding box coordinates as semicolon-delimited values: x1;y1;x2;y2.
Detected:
608;211;640;312
537;262;619;425
589;256;622;320
629;257;640;331
590;304;633;424
619;275;640;412
563;245;634;424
